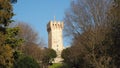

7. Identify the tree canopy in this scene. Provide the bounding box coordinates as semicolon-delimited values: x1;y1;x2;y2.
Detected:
62;0;120;68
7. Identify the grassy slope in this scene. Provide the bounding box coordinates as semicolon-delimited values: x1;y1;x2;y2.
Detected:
49;63;63;68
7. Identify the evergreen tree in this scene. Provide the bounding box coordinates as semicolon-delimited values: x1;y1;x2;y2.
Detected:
42;48;57;66
15;56;40;68
0;0;22;67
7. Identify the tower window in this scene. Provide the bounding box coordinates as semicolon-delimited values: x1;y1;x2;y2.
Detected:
57;45;59;51
55;24;57;27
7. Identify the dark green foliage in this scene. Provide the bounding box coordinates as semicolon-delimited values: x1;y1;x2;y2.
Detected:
5;27;23;66
60;63;70;68
5;27;23;48
42;48;57;65
0;0;14;27
61;48;91;68
61;48;71;63
0;0;23;67
15;56;40;68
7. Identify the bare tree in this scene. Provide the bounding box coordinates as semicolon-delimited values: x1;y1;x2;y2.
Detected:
63;0;114;68
15;22;46;63
22;44;43;62
64;0;113;36
17;23;38;45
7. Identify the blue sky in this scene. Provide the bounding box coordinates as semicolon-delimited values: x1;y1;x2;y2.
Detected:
13;0;71;47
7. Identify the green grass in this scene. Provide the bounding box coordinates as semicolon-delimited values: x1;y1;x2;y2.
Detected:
49;63;63;68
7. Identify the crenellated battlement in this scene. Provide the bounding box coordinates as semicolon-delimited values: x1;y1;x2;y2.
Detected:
47;21;64;32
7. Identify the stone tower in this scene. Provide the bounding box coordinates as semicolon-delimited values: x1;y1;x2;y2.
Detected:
47;20;64;63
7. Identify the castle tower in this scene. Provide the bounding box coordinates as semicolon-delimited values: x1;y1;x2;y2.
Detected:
47;20;64;63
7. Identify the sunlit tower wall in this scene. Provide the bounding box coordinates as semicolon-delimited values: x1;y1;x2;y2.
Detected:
47;20;64;63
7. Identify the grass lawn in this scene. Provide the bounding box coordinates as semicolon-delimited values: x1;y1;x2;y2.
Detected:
49;63;63;68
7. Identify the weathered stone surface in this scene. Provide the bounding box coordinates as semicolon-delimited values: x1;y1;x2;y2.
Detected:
47;20;64;63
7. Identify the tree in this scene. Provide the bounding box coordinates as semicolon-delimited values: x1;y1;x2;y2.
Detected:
62;43;94;68
22;44;43;63
16;23;39;46
42;48;57;66
14;22;45;62
15;56;40;68
107;0;120;67
64;0;112;36
0;0;22;67
0;33;13;68
71;29;113;68
0;0;13;27
63;0;113;68
10;0;17;3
